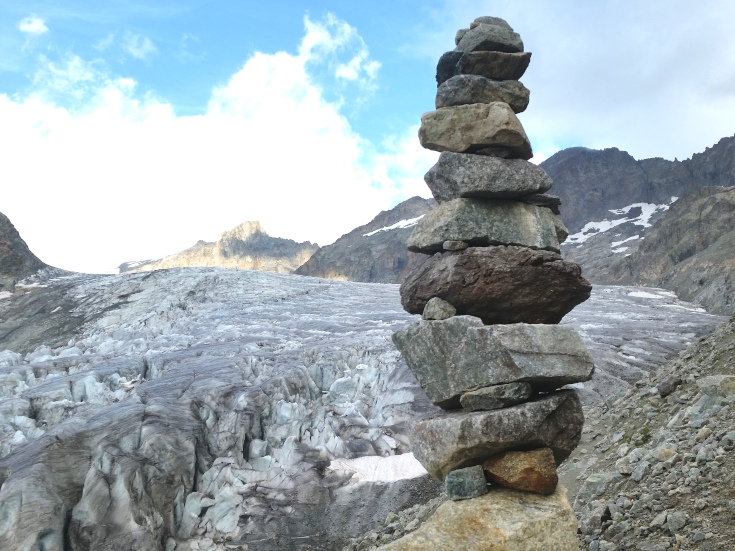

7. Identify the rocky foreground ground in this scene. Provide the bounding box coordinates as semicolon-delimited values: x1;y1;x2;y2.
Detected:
0;268;727;550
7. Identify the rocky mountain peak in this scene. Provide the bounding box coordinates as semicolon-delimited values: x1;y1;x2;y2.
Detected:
222;221;264;242
0;212;46;292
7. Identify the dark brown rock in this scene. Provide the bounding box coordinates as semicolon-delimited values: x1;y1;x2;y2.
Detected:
483;448;559;495
658;374;682;398
412;390;583;481
436;51;531;86
399;246;591;325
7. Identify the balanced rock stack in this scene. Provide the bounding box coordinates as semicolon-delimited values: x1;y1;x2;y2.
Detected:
381;16;594;550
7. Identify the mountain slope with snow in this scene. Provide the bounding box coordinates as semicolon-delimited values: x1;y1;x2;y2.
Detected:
294;197;436;284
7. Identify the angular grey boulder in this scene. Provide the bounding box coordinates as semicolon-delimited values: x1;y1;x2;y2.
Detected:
472;16;513;30
406;198;564;254
412;390;584;480
419;103;532;159
460;382;532;411
436;75;530;112
422;297;456;320
444;465;488;500
424;152;552;202
455;23;524;54
392;316;594;408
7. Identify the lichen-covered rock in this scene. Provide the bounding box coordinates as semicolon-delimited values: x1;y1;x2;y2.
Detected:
400;246;591;325
436;75;530;112
412;391;583;481
444;465;487;500
483;448;559;495
418;103;532;159
424;152;552;203
392;317;594;407
436;51;532;85
376;486;578;551
454;23;524;54
406;199;564;254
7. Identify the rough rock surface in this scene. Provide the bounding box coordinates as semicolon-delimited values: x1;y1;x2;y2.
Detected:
454;23;524;54
119;221;319;275
435;75;530;112
0;212;46;292
418;103;533;159
460;382;532;411
483;448;559;495
421;297;455;320
406;199;564;254
400;246;591;325
411;391;583;481
558;316;735;551
376;486;578;551
392;317;594;407
424;152;552;202
295;197;436;284
436;51;532;85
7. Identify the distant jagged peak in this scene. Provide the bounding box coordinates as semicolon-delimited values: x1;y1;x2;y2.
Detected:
220;221;265;242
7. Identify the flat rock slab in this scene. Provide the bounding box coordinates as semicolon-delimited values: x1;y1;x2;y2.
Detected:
460;382;532;411
436;75;530;112
425;152;552;202
419;103;532;159
411;390;583;481
392;317;594;407
400;245;591;325
444;465;488;500
406;198;566;255
483;448;559;495
437;51;532;85
454;23;524;54
377;485;578;551
521;193;561;214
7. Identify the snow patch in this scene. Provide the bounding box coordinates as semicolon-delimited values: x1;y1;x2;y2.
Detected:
363;216;424;237
0;291;12;300
567;197;678;245
328;452;428;482
611;235;640;248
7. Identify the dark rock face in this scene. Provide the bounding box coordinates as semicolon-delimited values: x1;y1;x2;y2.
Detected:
424;152;551;203
0;212;46;291
400;246;591;324
411;390;583;480
435;75;530;112
436;51;531;86
294;197;436;284
542;136;735;235
119;221;319;274
598;186;735;315
444;465;488;500
459;382;532;411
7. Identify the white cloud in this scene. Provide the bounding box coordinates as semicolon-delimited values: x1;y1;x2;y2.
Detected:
122;32;157;59
18;15;48;35
95;34;115;52
0;15;429;275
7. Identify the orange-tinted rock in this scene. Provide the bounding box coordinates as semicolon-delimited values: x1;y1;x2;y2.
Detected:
483;448;558;495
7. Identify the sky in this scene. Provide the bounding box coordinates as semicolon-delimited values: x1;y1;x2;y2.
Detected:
2;0;735;274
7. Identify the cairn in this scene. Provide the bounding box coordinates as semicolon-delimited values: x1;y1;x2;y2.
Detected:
382;16;594;550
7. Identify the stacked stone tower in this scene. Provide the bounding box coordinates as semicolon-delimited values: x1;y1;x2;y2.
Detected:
383;16;594;550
